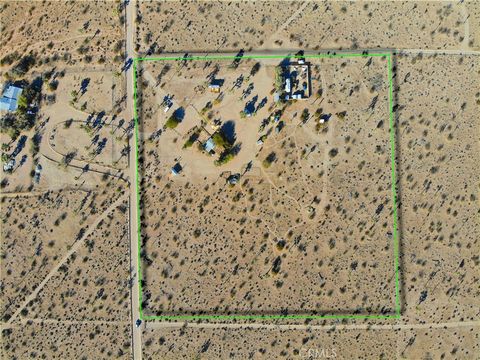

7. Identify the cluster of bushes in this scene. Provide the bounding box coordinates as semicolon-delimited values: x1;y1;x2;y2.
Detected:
300;108;310;123
1;53;37;81
0;51;20;67
214;144;241;166
212;131;231;148
274;66;284;93
213;130;238;166
262;152;276;168
214;151;235;166
200;101;212;115
183;130;200;149
165;108;184;129
165;113;181;129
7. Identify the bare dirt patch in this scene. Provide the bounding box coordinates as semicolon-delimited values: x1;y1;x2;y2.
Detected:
395;54;479;323
0;186;124;322
3;322;131;359
20;199;131;322
0;1;125;68
136;1;474;54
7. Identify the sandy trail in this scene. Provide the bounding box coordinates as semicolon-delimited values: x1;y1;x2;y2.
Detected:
5;193;129;325
145;319;479;331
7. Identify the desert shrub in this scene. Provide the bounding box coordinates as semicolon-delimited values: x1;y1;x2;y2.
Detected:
301;108;309;122
183;138;194;148
214;152;234;166
10;54;36;77
316;88;323;98
0;114;19;139
30;132;41;154
274;66;284;92
262;152;276;168
213;96;223;106
336;111;347;120
64;119;74;128
328;148;338;158
250;62;261;77
48;80;58;91
0;51;20;66
212;131;231;149
165;114;180;129
76;45;89;55
200;101;212;115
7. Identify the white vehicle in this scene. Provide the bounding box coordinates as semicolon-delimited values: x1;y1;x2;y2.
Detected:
164;103;172;113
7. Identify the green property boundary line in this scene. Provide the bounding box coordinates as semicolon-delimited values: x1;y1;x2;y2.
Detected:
132;53;400;321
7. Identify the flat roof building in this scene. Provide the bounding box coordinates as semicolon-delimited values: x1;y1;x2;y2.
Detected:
0;85;23;112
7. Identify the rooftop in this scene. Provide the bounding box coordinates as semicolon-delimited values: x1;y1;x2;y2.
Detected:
204;138;215;153
0;85;23;112
171;163;183;176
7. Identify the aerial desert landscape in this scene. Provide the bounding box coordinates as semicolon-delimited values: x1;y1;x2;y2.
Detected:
1;1;479;359
138;55;396;317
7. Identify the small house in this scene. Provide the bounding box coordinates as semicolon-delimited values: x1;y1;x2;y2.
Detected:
204;138;215;154
164;102;172;113
0;85;23;112
171;163;183;176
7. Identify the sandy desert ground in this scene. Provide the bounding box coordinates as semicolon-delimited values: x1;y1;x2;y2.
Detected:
394;54;479;325
141;324;479;359
0;0;125;67
3;322;131;359
136;1;479;54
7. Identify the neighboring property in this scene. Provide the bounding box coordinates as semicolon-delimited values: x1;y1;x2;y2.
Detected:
279;60;311;100
0;85;23;112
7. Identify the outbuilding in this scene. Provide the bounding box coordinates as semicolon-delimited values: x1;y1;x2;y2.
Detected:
171;163;183;176
208;84;221;93
204;138;215;154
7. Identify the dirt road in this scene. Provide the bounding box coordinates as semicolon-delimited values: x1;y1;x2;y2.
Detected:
124;1;143;359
